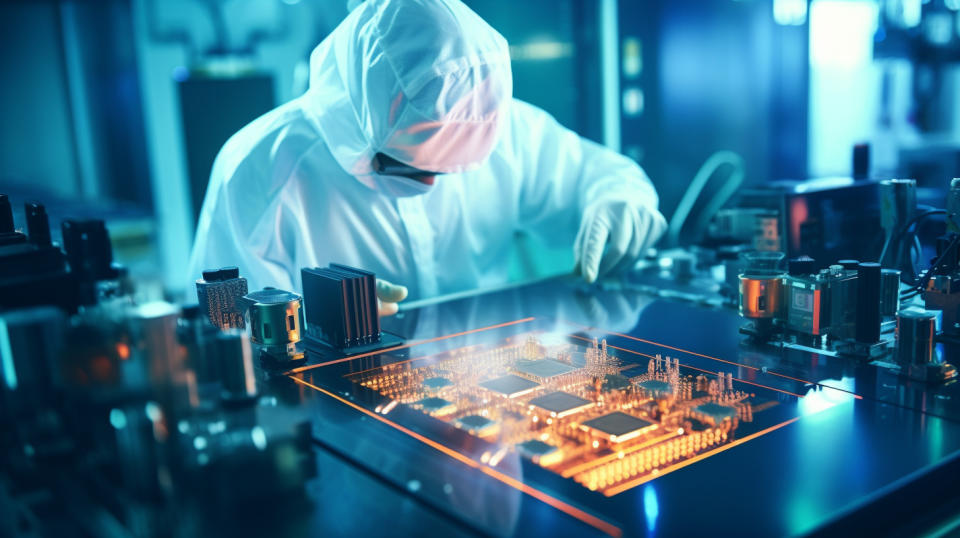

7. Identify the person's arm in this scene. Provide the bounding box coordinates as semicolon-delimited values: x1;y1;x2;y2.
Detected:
512;100;666;282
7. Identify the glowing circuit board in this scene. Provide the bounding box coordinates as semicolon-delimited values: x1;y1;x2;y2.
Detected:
345;332;777;497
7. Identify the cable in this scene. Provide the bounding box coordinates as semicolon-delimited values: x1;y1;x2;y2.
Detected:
900;219;960;301
666;151;745;247
879;209;945;269
897;213;960;306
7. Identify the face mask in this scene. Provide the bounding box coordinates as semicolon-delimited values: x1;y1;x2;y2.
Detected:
368;173;434;198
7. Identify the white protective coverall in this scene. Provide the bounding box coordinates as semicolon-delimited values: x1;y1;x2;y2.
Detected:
187;0;665;302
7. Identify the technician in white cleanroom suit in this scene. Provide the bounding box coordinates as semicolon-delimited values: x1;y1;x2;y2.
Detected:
187;0;665;315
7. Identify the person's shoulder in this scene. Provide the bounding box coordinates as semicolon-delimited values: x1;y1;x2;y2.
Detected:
489;98;556;162
498;99;556;144
506;99;554;125
214;98;323;189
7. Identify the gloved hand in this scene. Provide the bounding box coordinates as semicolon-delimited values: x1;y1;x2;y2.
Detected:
574;199;666;283
376;278;408;316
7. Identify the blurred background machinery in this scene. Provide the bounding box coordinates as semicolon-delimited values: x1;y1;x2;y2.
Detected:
4;0;958;297
0;196;316;537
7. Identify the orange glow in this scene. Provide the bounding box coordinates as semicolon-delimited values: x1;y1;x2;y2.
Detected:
567;323;863;400
603;416;800;496
788;198;809;253
560;430;683;479
290;317;537;374
812;288;822;336
91;355;115;382
115;342;130;361
290;375;622;537
568;334;807;399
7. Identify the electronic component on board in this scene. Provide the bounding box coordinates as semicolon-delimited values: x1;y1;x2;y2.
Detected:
353;337;759;497
480;374;541;399
581;412;658;444
896;309;957;383
61;219;115;280
855;262;882;344
783;264;828;341
513;358;577;381
738;251;785;339
239;288;305;363
25;202;51;247
922;229;960;341
1;197;125;312
529;391;594;418
517;439;562;466
416;396;456;416
897;309;936;365
423;376;453;392
947;178;960;234
196;266;249;330
209;329;257;403
880;269;901;317
637;379;673;396
454;415;499;437
739;248;898;356
693;402;739;426
879;179;917;271
301;264;379;349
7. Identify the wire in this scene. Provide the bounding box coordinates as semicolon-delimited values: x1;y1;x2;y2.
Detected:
879;209;945;269
666;151;745;247
900;219;960;302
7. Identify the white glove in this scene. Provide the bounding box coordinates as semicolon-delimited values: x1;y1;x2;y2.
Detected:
376;278;408;316
574;199;666;283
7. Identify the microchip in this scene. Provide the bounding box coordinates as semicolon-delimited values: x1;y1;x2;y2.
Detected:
517;439;562;466
694;403;737;425
686;418;710;432
479;374;541;398
581;412;658;443
638;379;673;395
455;415;498;437
513;358;576;380
603;374;632;391
528;391;594;418
423;376;453;391
416;397;456;416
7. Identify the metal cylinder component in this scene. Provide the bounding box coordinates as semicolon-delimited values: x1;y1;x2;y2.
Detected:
897;309;937;365
210;329;256;402
241;289;304;354
123;301;183;389
739;251;785;321
880;179;917;270
880;269;901;317
880;179;917;233
856;262;882;344
196;267;248;330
